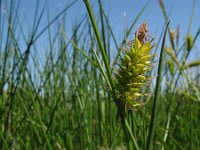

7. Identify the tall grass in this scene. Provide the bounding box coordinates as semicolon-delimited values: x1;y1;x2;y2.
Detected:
0;0;200;149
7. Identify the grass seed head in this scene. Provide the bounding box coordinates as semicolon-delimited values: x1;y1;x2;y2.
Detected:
186;34;193;51
115;21;154;110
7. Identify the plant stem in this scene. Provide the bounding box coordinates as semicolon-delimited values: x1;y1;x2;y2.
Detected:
146;21;169;150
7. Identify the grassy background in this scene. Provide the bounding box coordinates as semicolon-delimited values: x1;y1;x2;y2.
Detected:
0;0;200;149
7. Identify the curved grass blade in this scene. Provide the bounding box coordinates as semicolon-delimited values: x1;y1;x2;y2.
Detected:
83;0;116;99
62;32;98;68
125;119;140;150
146;21;170;150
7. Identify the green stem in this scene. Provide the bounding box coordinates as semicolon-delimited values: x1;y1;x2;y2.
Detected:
146;21;169;150
83;0;116;99
125;119;140;150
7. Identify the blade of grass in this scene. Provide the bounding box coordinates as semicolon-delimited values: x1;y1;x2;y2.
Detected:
102;10;119;52
187;0;196;36
33;0;79;43
98;0;107;53
62;32;98;68
83;0;116;99
158;0;174;49
146;21;169;150
125;119;140;150
92;48;111;90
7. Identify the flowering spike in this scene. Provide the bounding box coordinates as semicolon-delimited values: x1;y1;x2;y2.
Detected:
115;21;154;110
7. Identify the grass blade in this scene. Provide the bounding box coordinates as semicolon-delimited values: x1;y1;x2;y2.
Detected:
146;21;170;150
83;0;116;99
125;119;140;150
62;32;98;68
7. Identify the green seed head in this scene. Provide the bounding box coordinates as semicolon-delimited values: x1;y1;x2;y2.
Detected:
186;34;193;51
167;59;175;75
115;22;154;110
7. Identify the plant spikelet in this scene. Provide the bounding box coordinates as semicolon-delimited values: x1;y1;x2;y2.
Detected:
186;34;193;51
115;21;154;110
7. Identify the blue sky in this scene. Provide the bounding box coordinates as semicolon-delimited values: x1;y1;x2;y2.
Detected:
2;0;200;61
54;1;199;37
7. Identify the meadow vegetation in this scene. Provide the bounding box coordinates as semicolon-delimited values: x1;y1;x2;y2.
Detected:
0;0;200;149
